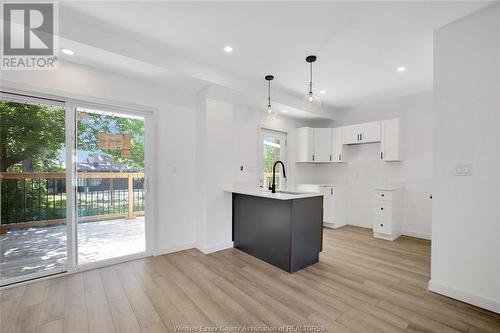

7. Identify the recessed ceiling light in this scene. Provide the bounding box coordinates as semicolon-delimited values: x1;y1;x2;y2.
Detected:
224;46;233;53
282;109;287;113
397;66;406;72
320;90;326;94
61;48;74;55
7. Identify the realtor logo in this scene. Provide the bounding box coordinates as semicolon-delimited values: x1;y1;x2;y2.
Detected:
1;2;58;69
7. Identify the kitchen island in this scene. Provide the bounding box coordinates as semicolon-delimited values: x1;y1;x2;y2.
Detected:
226;187;323;273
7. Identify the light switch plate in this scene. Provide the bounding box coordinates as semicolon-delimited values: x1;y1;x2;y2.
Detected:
455;164;472;176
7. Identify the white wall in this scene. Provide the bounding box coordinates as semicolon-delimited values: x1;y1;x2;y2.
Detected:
195;97;234;253
1;61;198;255
294;91;434;239
430;4;500;313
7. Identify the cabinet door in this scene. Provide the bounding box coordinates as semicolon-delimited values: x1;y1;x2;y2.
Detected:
313;128;332;162
295;127;314;162
381;118;399;161
320;187;333;223
332;127;343;162
332;186;347;228
342;124;362;144
361;121;381;143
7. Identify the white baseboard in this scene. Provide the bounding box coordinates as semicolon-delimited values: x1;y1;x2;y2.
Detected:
197;241;233;254
374;232;401;241
333;223;432;241
402;230;432;240
154;242;197;256
323;222;346;229
428;280;500;314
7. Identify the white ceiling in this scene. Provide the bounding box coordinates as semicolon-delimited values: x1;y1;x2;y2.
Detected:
61;1;491;110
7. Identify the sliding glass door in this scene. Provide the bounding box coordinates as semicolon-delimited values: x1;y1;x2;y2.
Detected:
1;92;150;285
75;107;146;265
0;96;68;284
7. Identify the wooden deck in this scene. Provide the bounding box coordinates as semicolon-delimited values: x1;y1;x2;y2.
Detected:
1;217;145;281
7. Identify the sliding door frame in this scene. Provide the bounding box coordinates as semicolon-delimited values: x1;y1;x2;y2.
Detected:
0;91;70;286
67;101;155;272
0;88;157;285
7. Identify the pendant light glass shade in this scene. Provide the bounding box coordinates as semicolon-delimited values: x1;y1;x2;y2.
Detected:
303;55;322;111
264;75;277;118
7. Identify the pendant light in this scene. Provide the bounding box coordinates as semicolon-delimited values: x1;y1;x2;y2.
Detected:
303;55;322;111
265;75;277;117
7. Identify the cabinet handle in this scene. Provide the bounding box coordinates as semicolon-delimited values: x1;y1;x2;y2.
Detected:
357;134;360;141
381;224;384;227
312;154;315;161
381;152;383;159
381;207;384;210
381;194;384;197
329;154;332;161
330;188;333;195
339;154;341;161
360;133;363;141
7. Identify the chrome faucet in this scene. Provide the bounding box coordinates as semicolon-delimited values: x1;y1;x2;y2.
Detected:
270;160;286;193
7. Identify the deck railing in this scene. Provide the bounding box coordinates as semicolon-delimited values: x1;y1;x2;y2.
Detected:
0;172;145;233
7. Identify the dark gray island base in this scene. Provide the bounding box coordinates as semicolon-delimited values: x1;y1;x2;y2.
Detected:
232;193;323;273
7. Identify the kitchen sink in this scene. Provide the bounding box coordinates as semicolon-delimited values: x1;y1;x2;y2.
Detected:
276;190;308;195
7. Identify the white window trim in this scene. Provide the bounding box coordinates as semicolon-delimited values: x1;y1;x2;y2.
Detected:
258;127;288;190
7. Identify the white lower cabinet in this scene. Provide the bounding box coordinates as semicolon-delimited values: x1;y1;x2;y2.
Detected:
372;187;403;241
297;184;347;229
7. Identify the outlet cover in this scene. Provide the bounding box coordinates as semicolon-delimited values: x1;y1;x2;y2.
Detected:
455;164;472;176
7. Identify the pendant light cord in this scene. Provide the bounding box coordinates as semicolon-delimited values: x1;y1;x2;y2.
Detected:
309;62;313;94
268;79;271;107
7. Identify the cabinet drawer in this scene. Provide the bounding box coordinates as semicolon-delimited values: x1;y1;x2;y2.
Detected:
374;191;392;201
374;201;392;217
373;217;392;235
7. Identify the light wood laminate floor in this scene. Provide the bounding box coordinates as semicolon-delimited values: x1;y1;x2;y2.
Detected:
1;226;499;333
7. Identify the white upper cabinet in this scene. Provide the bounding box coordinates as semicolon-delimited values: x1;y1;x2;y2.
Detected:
295;127;342;163
342;124;363;144
313;128;332;162
332;127;344;162
362;121;381;143
296;119;397;163
342;121;381;144
381;118;400;161
295;127;314;162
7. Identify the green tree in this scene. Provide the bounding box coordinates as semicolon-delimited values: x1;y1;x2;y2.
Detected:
0;101;65;172
77;111;144;170
0;101;145;172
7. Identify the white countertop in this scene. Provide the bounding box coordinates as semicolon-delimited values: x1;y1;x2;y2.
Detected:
224;187;323;200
